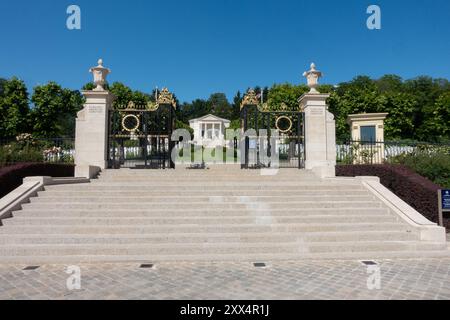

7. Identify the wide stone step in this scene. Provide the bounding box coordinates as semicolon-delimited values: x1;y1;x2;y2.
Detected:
97;172;318;177
2;250;449;264
45;184;364;191
88;182;363;187
21;201;383;210
0;243;302;256
96;177;322;182
307;241;447;253
12;207;390;217
2;215;398;226
0;241;444;257
0;231;419;245
2;167;446;263
37;190;372;197
30;195;376;203
97;171;318;177
0;222;409;234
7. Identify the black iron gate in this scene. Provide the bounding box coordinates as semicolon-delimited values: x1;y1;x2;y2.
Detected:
240;90;305;169
108;88;177;169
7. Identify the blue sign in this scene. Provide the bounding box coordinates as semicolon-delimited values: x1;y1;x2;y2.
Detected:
442;190;450;210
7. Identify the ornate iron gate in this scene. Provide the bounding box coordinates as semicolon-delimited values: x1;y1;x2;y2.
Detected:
108;88;177;169
240;89;305;169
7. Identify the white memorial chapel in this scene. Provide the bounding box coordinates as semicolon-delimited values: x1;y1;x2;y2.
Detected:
189;114;231;148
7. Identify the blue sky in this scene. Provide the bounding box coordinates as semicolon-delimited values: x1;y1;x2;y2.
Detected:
0;0;449;102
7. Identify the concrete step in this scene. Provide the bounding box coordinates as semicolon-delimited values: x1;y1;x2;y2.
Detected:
0;222;410;234
29;195;376;203
37;190;372;197
2;250;449;264
0;231;419;245
0;243;302;256
307;241;448;253
2;215;398;226
0;241;444;257
98;170;317;177
44;184;365;191
1;167;445;263
88;181;363;187
21;201;383;210
96;170;338;177
93;175;323;184
11;207;391;217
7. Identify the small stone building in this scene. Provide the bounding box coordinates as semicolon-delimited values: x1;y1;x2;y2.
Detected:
189;114;231;148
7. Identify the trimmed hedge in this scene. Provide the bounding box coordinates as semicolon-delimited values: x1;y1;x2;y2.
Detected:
336;164;449;230
0;163;74;198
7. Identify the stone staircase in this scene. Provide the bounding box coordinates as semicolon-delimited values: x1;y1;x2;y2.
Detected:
0;167;447;263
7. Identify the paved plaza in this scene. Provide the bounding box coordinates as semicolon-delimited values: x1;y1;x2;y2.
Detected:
1;255;450;300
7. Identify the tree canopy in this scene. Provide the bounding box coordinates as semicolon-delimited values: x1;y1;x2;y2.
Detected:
328;75;450;141
0;74;448;142
0;77;30;137
31;82;83;137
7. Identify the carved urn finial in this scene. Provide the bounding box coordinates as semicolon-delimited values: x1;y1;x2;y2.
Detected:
89;58;111;91
302;62;322;94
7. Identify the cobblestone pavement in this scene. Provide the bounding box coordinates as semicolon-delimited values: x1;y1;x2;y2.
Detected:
1;258;450;300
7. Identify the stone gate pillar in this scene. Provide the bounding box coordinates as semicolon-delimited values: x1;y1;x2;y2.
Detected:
75;59;115;178
298;63;336;178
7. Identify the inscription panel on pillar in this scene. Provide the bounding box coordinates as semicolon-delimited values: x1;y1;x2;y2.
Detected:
308;107;325;117
88;105;104;114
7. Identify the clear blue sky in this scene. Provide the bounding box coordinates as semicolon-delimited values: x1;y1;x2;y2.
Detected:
0;0;449;102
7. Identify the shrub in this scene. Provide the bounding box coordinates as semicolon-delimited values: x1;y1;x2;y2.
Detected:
391;151;450;188
0;163;74;198
0;143;44;166
336;164;449;230
0;138;75;166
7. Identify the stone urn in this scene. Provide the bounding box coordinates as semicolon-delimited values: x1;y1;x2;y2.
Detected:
89;59;111;91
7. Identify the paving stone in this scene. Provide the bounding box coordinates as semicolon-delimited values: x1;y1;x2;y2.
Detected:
1;258;450;300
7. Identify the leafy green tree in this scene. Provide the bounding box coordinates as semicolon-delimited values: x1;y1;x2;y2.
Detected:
229;119;241;130
81;82;109;91
420;92;450;142
109;82;133;108
376;75;403;93
262;87;270;103
208;93;232;119
0;77;30;137
0;78;7;96
175;119;194;136
31;82;83;137
181;99;210;120
267;83;309;111
231;91;242;120
132;91;150;105
316;84;334;94
329;76;385;140
83;82;154;107
381;92;417;139
403;76;449;140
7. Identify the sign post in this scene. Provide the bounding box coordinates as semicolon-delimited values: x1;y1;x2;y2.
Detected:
438;189;450;227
